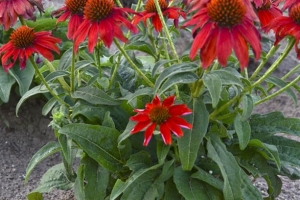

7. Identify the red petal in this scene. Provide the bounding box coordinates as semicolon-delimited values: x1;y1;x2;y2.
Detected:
152;14;163;32
143;123;156;146
160;123;172;145
171;116;192;129
152;95;161;105
217;27;232;67
162;96;175;107
232;28;249;70
169;104;192;116
200;28;218;69
130;114;150;122
165;118;184;137
131;120;151;133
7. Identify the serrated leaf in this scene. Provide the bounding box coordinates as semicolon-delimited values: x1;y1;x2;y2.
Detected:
0;67;15;102
154;62;198;93
207;134;243;200
158;72;198;95
174;167;223;200
72;86;120;105
59;124;130;172
178;98;209;170
234;113;251;150
8;60;34;96
33;164;73;193
203;73;222;108
25;142;61;184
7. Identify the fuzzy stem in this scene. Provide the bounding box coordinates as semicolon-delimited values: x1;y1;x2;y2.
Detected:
154;0;180;62
114;39;154;87
29;56;69;108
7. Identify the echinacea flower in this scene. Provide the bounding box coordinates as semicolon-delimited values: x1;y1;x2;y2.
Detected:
282;0;300;11
52;0;87;40
183;0;261;70
267;2;300;59
0;26;61;71
0;0;43;30
255;0;282;28
132;0;186;32
73;0;138;53
130;95;192;146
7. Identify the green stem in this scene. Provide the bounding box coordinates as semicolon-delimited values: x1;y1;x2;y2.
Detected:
108;54;122;89
44;59;70;92
249;44;280;81
281;63;300;81
70;48;75;92
154;0;180;62
251;38;295;88
96;45;102;77
209;95;240;119
18;16;26;26
114;39;154;87
255;75;300;105
29;57;70;108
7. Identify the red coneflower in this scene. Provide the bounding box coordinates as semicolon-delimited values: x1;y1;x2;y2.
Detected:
282;0;300;11
255;0;282;28
0;26;61;71
184;0;261;70
130;95;192;146
73;0;138;53
267;2;300;59
0;0;43;30
132;0;186;32
52;0;87;40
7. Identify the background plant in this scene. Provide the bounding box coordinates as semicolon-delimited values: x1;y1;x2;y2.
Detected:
1;0;300;200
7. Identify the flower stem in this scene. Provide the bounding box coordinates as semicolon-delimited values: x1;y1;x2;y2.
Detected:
108;54;122;90
70;48;75;92
249;44;280;81
44;59;70;92
209;95;240;119
114;39;154;87
251;38;295;88
255;75;300;105
29;56;70;108
154;0;180;62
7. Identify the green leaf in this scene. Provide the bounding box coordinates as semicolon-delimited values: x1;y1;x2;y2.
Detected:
74;164;85;200
154;62;198;93
72;86;120;105
152;59;176;77
203;73;222;108
191;167;223;190
119;87;153;103
125;151;151;173
157;140;171;164
234;113;251;150
158;72;198;95
33;163;73;193
42;97;57;116
9;60;34;96
207;134;243;200
240;170;263;200
26;18;59;32
58;47;73;70
25;142;61;184
102;111;116;129
118;120;136;148
248;139;281;170
241;94;254;121
0;67;15;102
16;84;59;116
210;68;243;87
26;192;43;200
174;167;223;200
164;179;183;200
83;156;109;200
178;98;209;170
110;164;162;200
125;41;157;58
59;124;130;172
44;70;70;83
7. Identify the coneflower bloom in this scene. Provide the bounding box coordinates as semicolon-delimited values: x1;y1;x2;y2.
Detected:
282;0;300;11
130;95;192;146
255;0;282;28
52;0;87;40
184;0;261;70
267;2;300;59
132;0;186;32
0;26;61;71
0;0;43;30
73;0;138;53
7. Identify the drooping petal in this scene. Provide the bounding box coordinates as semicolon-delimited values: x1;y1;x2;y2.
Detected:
160;123;172;145
143;123;156;146
217;27;232;67
171;116;192;129
232;28;249;70
165;118;184;137
131;120;152;134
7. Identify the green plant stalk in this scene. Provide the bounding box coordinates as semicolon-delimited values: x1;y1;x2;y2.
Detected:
95;45;102;77
249;44;280;81
114;38;155;87
29;56;70;108
154;0;180;62
251;38;295;88
255;75;300;105
209;95;240;119
44;59;70;92
70;47;75;92
108;54;122;89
